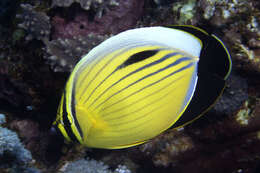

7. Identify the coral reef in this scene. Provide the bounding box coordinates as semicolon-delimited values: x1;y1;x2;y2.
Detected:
0;113;6;124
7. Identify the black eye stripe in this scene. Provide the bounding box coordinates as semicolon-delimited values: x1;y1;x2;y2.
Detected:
118;49;159;69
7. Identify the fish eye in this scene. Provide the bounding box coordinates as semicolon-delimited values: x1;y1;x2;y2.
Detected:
50;126;57;136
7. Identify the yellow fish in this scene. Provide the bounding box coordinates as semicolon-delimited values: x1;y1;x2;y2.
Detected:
52;25;232;149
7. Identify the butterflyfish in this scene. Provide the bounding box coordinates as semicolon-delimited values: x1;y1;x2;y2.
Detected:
52;25;232;149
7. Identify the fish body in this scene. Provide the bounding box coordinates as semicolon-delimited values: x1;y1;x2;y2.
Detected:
53;26;232;149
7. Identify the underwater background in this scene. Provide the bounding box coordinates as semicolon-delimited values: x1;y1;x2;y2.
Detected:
0;0;260;172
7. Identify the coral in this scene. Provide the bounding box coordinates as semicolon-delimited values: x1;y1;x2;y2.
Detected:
142;0;197;26
51;0;119;11
16;1;144;73
51;0;144;39
16;4;51;41
198;0;258;26
236;101;251;126
196;0;260;73
44;34;108;72
0;116;32;168
61;159;110;173
235;99;260;128
225;15;260;73
0;113;6;125
0;114;42;172
172;0;197;24
60;158;131;173
114;165;131;173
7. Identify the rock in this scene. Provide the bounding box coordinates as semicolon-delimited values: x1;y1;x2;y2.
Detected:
51;0;144;39
51;0;119;11
213;74;248;116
